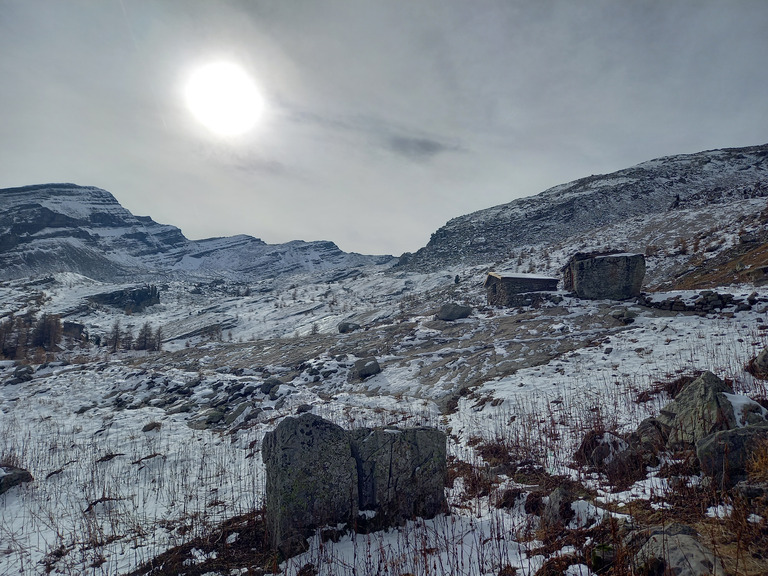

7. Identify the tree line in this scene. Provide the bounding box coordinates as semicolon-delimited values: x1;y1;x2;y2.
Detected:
0;313;63;360
0;313;165;360
103;320;163;352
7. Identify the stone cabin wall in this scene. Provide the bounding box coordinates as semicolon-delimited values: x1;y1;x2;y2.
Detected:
485;275;559;306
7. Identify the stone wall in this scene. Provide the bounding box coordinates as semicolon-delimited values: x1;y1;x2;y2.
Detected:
262;414;447;557
485;274;559;306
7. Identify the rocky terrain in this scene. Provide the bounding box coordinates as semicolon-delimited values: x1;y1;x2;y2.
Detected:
2;142;768;575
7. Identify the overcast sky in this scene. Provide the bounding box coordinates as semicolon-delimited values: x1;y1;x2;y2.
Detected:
1;1;767;256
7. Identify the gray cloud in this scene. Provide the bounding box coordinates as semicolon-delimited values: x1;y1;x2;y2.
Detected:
1;0;767;255
385;135;460;161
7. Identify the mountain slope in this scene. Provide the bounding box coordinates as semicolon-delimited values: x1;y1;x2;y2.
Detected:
0;184;394;281
404;143;768;270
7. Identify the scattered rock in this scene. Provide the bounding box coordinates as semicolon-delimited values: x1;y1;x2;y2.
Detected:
338;321;361;334
435;303;472;321
541;486;576;530
296;404;313;414
351;357;381;380
0;466;33;495
141;421;161;432
260;377;282;395
748;346;768;378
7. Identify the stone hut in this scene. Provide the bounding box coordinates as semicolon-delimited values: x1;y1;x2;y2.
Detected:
484;272;559;306
563;252;645;300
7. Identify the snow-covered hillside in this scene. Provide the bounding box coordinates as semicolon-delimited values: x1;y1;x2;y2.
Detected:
404;143;768;270
2;267;768;575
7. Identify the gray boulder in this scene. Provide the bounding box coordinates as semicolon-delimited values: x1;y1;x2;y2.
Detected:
435;303;472;321
260;377;282;395
338;321;361;334
564;253;645;300
656;371;738;450
351;357;381;380
632;417;669;454
350;427;447;528
696;421;768;489
749;346;768;377
0;466;33;495
574;430;646;486
541;486;576;530
632;524;725;576
262;414;358;557
262;415;447;557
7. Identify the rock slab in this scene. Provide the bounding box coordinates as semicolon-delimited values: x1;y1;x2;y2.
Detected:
263;414;447;557
350;427;447;527
262;414;358;557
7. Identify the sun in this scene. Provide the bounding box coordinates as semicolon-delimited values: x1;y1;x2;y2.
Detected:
185;62;265;136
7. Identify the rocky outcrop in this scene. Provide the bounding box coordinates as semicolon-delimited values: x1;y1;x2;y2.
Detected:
564;253;645;300
656;371;738;450
697;422;768;489
262;414;447;557
338;321;361;334
435;303;472;321
0;466;34;495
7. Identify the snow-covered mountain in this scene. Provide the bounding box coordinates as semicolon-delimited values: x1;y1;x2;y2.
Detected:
403;143;768;269
0;184;395;281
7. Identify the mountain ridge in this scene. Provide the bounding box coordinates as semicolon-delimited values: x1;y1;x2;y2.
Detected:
402;143;768;270
0;183;395;281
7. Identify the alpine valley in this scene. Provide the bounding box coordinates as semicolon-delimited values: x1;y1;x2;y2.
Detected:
2;142;768;576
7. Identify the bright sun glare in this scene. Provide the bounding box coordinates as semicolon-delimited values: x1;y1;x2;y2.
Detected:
185;62;265;136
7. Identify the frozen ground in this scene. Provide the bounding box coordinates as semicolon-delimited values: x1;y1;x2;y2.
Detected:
1;268;767;575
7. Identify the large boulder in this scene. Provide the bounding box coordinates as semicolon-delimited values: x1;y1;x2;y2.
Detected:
351;357;381;380
631;524;725;576
564;253;645;300
574;430;646;486
262;415;448;557
435;303;472;321
656;371;739;450
696;421;768;489
350;427;447;528
0;466;33;495
338;321;361;334
262;414;359;557
748;346;768;378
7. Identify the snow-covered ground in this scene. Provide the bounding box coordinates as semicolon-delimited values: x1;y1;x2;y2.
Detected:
1;267;767;575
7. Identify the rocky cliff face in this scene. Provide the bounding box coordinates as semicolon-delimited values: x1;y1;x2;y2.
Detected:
403;143;768;269
0;184;394;281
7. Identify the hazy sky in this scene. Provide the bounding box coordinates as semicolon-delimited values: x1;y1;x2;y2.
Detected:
1;1;767;256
